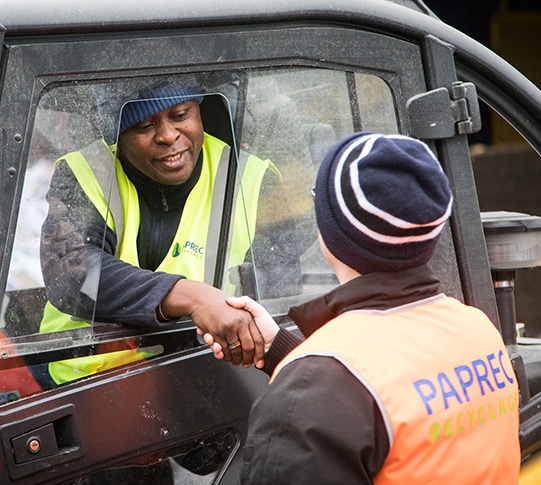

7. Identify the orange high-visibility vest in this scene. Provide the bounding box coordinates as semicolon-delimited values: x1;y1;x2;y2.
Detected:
271;295;520;484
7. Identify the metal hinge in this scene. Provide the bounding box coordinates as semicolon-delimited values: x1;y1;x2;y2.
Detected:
406;81;482;139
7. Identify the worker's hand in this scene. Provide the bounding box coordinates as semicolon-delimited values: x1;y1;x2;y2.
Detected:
198;296;279;369
160;279;264;367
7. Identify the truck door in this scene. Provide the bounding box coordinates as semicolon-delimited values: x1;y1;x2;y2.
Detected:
0;18;493;484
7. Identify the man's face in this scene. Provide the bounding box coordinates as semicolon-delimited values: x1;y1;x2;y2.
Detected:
118;100;204;185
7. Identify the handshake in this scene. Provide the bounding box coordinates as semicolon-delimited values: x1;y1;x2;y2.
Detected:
197;296;279;369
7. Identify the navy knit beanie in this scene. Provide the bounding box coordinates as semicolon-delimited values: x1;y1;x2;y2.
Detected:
119;82;204;133
315;132;453;274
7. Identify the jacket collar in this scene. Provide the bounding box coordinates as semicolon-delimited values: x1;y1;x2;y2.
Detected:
119;151;203;211
288;264;441;338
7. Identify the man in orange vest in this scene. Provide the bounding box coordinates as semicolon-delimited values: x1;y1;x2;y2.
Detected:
204;132;521;483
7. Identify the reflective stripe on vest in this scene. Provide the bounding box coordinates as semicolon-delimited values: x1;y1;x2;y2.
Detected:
271;295;521;484
41;133;272;384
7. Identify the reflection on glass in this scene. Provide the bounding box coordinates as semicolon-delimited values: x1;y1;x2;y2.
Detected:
354;73;398;134
236;68;398;313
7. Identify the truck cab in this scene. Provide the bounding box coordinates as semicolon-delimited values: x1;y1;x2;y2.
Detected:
1;0;541;482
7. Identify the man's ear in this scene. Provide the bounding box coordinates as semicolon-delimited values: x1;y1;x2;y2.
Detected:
318;232;361;284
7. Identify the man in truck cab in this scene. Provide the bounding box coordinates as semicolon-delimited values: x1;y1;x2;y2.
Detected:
37;79;280;386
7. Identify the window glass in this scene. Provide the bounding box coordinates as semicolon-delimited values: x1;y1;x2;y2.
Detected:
2;76;239;394
1;84;104;350
0;66;397;398
354;73;398;134
231;67;398;314
0;83;107;401
5;89;100;281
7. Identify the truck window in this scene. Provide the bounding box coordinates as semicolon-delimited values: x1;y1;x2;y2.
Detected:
0;66;398;397
233;67;397;315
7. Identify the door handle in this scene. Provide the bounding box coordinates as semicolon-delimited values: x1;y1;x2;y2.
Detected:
0;404;85;480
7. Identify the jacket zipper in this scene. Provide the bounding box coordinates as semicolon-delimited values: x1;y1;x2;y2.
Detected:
159;186;169;212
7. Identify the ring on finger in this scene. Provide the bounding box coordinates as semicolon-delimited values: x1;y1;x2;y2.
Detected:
228;339;241;350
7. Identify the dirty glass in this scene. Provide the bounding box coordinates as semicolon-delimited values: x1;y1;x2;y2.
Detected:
4;85;101;302
231;67;398;314
1;76;240;397
0;67;397;402
0;83;107;404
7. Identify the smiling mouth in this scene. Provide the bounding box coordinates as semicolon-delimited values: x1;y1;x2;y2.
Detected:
157;151;190;170
162;152;182;163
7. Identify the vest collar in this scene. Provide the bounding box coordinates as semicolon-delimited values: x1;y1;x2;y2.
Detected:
288;264;441;338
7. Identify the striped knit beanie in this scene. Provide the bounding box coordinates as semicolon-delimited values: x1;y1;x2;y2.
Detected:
315;132;453;274
119;82;204;133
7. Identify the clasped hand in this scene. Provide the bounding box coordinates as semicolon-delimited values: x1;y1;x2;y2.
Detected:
198;296;279;368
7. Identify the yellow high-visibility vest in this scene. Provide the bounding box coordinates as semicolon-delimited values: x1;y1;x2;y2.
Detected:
41;133;274;384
